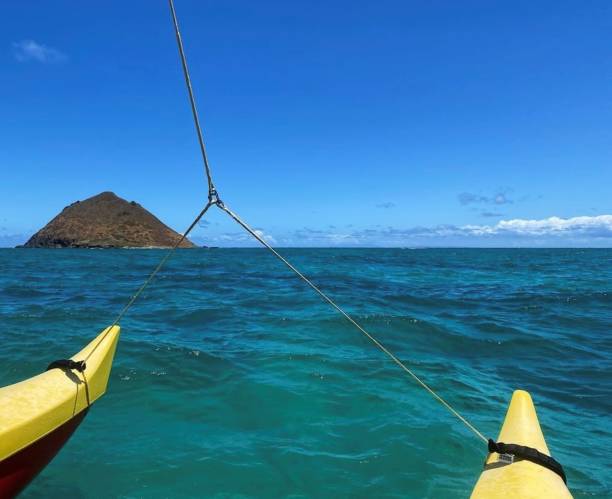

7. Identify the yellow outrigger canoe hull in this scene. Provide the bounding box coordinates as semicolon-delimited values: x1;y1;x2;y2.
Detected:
0;326;120;497
471;390;572;498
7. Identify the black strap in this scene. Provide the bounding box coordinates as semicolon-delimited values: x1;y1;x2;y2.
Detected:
488;439;566;484
46;359;87;372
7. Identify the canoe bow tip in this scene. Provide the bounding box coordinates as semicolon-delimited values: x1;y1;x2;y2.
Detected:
509;389;535;411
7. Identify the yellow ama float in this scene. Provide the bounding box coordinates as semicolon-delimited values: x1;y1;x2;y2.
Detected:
471;390;572;498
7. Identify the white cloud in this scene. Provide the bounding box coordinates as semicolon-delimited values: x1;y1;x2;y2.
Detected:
253;229;277;244
187;215;612;247
12;40;67;64
459;189;514;206
463;215;612;237
291;227;360;245
0;233;28;247
199;228;277;246
292;214;612;247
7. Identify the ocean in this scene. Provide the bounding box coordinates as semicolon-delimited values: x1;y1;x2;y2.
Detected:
1;248;610;498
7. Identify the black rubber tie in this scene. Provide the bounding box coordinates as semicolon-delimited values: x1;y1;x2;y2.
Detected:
488;439;567;484
46;359;87;372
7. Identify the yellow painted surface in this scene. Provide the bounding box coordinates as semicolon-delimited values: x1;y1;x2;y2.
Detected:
0;326;120;462
471;390;572;498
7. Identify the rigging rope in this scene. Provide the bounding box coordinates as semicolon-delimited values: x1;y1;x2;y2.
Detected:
85;0;219;361
84;0;490;448
169;0;217;200
174;0;489;444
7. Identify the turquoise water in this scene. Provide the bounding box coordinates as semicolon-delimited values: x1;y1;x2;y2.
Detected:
1;248;610;498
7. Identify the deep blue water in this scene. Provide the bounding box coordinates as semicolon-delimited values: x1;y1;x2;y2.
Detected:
1;248;610;498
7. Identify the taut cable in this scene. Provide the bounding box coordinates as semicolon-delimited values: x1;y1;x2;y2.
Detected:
167;0;489;444
168;0;217;200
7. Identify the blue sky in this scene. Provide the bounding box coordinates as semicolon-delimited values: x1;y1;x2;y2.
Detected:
1;1;611;247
